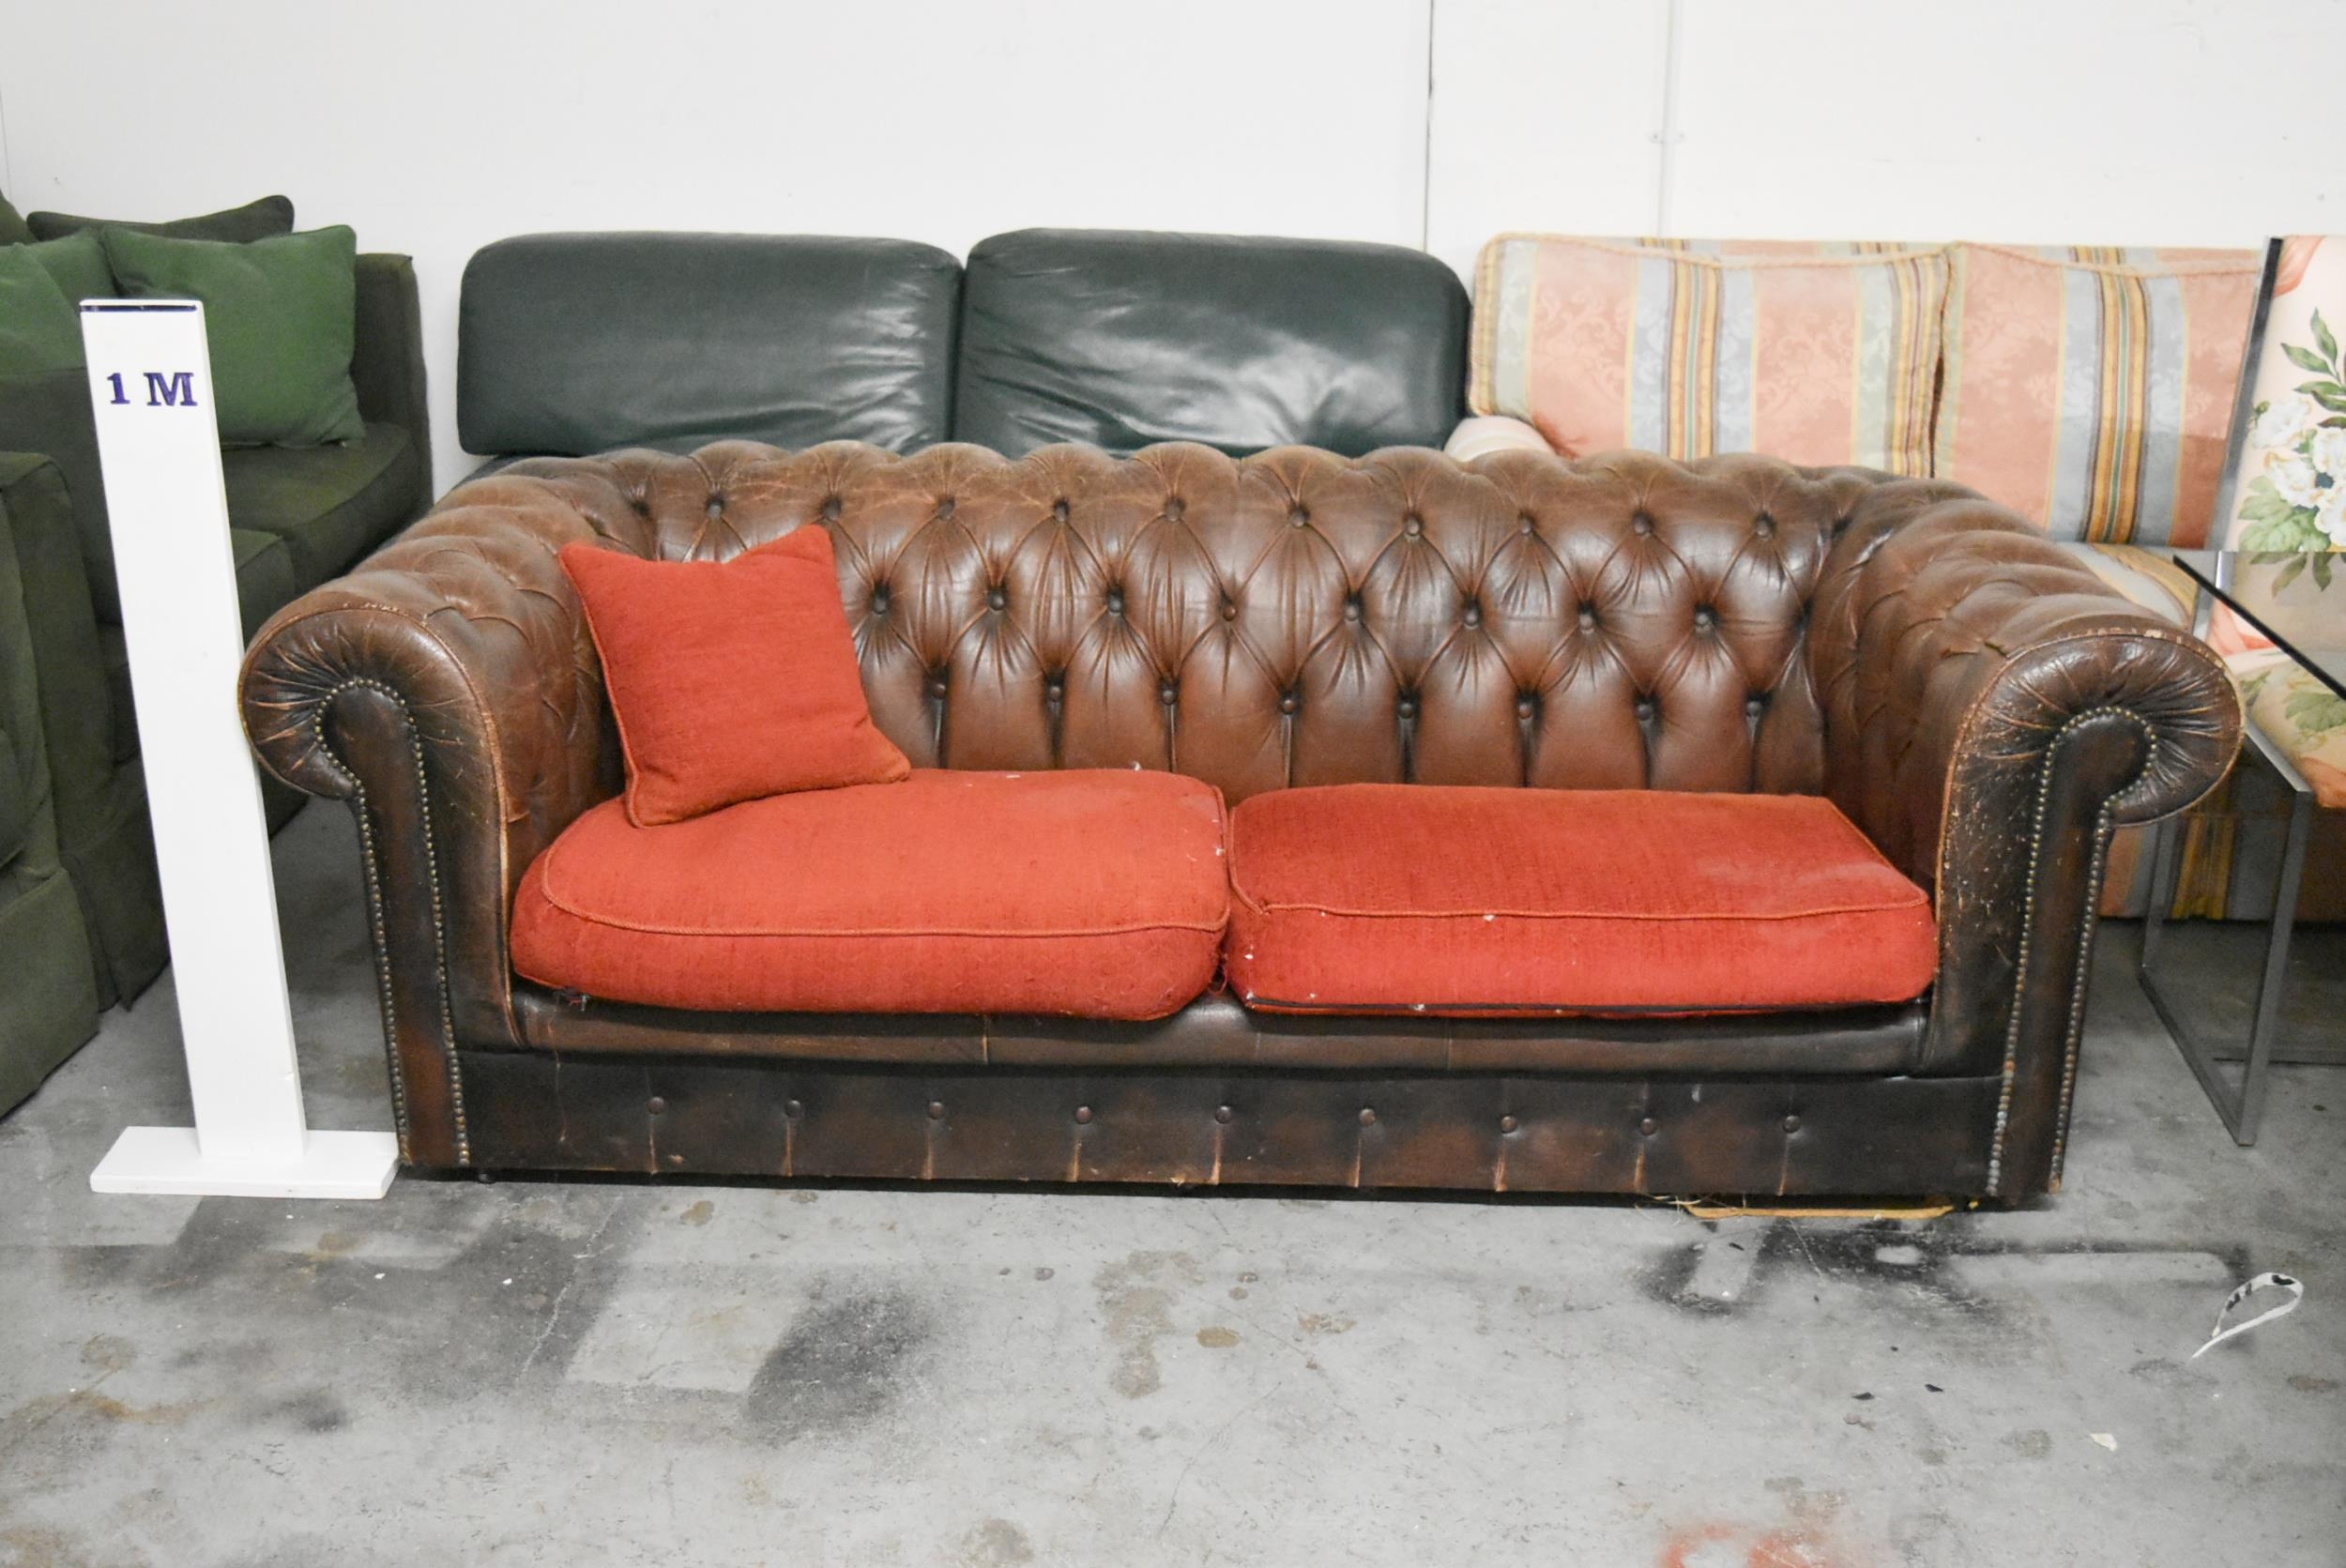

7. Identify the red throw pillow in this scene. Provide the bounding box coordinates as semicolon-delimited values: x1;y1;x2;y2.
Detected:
559;527;909;825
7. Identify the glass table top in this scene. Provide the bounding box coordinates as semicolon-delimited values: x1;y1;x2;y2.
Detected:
2171;551;2346;698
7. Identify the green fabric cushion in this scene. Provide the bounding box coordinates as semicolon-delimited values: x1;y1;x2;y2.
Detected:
0;192;32;247
0;248;83;373
98;627;137;766
230;526;301;638
22;232;113;305
27;193;294;244
0;251;119;624
0;728;25;871
222;421;420;586
0;863;101;1115
101;224;362;448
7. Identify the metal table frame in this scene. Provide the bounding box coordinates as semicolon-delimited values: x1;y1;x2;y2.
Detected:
2139;570;2342;1145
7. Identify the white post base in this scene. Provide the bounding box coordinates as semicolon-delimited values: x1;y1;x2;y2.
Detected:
90;1127;400;1199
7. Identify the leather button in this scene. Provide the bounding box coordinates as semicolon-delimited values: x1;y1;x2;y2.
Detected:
1753;513;1775;539
1632;511;1653;536
1160;681;1179;706
1052;499;1071;523
1288;505;1310;527
706;495;726;517
1782;1114;1802;1133
1404;515;1423;538
987;587;1008;611
1164;496;1184;521
1106;589;1125;616
927;677;949;699
1343;598;1362;622
647;1097;667;1115
871;587;891;614
1461;603;1482;628
1577;607;1598;632
1074;1105;1093;1125
1638;1116;1658;1136
1695;607;1715;631
1516;695;1537;720
1635;699;1655;722
1278;692;1302;715
1499;1114;1519;1134
1358;1107;1378;1126
1045;678;1065;699
1221;601;1238;621
934;496;955;520
819;495;841;522
1746;694;1767;718
1518;513;1536;535
1214;1104;1234;1124
927;1101;946;1120
1397;696;1419;720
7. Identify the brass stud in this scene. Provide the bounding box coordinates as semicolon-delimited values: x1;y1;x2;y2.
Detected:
1638;1117;1659;1136
926;1101;946;1120
1358;1107;1378;1127
1074;1105;1093;1125
1783;1114;1802;1133
785;1099;803;1119
1499;1114;1519;1134
1214;1104;1234;1124
647;1097;667;1115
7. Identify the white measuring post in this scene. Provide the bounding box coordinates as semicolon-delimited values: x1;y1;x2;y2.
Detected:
81;300;398;1199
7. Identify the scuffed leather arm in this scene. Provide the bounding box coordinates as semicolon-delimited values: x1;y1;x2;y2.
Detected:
239;464;647;1165
1810;484;2241;1195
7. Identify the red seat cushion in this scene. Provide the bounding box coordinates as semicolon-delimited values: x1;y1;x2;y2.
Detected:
512;769;1227;1019
1225;784;1936;1016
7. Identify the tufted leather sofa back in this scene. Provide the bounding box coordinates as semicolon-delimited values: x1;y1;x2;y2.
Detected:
507;440;1908;804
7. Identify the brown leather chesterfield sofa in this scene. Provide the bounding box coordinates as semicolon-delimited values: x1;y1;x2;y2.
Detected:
240;437;2240;1202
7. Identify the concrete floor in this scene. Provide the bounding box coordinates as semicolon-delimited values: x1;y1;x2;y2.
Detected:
1;803;2341;1568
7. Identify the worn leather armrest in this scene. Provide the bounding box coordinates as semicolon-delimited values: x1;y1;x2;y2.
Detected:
238;464;645;1163
1810;483;2242;1194
351;252;433;517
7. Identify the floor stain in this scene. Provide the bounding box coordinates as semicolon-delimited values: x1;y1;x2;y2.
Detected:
1297;1313;1354;1336
679;1200;714;1227
1093;1251;1200;1399
743;1284;934;1440
2288;1374;2338;1393
1196;1326;1241;1348
958;1518;1034;1565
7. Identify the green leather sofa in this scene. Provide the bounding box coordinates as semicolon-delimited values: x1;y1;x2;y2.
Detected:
0;190;433;1116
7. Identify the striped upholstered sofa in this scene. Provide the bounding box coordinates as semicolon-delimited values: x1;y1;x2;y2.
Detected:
1450;234;2337;922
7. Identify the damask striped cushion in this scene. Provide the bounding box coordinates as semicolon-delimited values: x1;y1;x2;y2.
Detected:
1933;244;2261;546
1469;236;1947;475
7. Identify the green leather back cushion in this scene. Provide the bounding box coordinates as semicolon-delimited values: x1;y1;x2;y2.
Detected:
26;193;294;244
459;233;962;457
101;224;363;448
953;229;1470;458
0;192;31;247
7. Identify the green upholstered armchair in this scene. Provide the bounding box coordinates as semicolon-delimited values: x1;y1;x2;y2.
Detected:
0;190;432;1115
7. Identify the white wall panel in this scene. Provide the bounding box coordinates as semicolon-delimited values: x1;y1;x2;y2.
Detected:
0;0;1432;488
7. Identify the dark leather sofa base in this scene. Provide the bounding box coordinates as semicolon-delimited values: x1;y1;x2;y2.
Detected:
511;985;1930;1076
456;1048;2000;1197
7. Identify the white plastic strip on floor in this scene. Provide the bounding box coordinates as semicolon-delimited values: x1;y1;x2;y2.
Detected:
2189;1271;2305;1359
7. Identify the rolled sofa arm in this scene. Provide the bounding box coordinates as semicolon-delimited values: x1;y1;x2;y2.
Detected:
1809;485;2241;1196
239;462;652;1164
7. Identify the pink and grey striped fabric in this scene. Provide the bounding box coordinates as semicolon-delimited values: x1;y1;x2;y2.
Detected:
1469;236;1947;477
1934;244;2261;547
